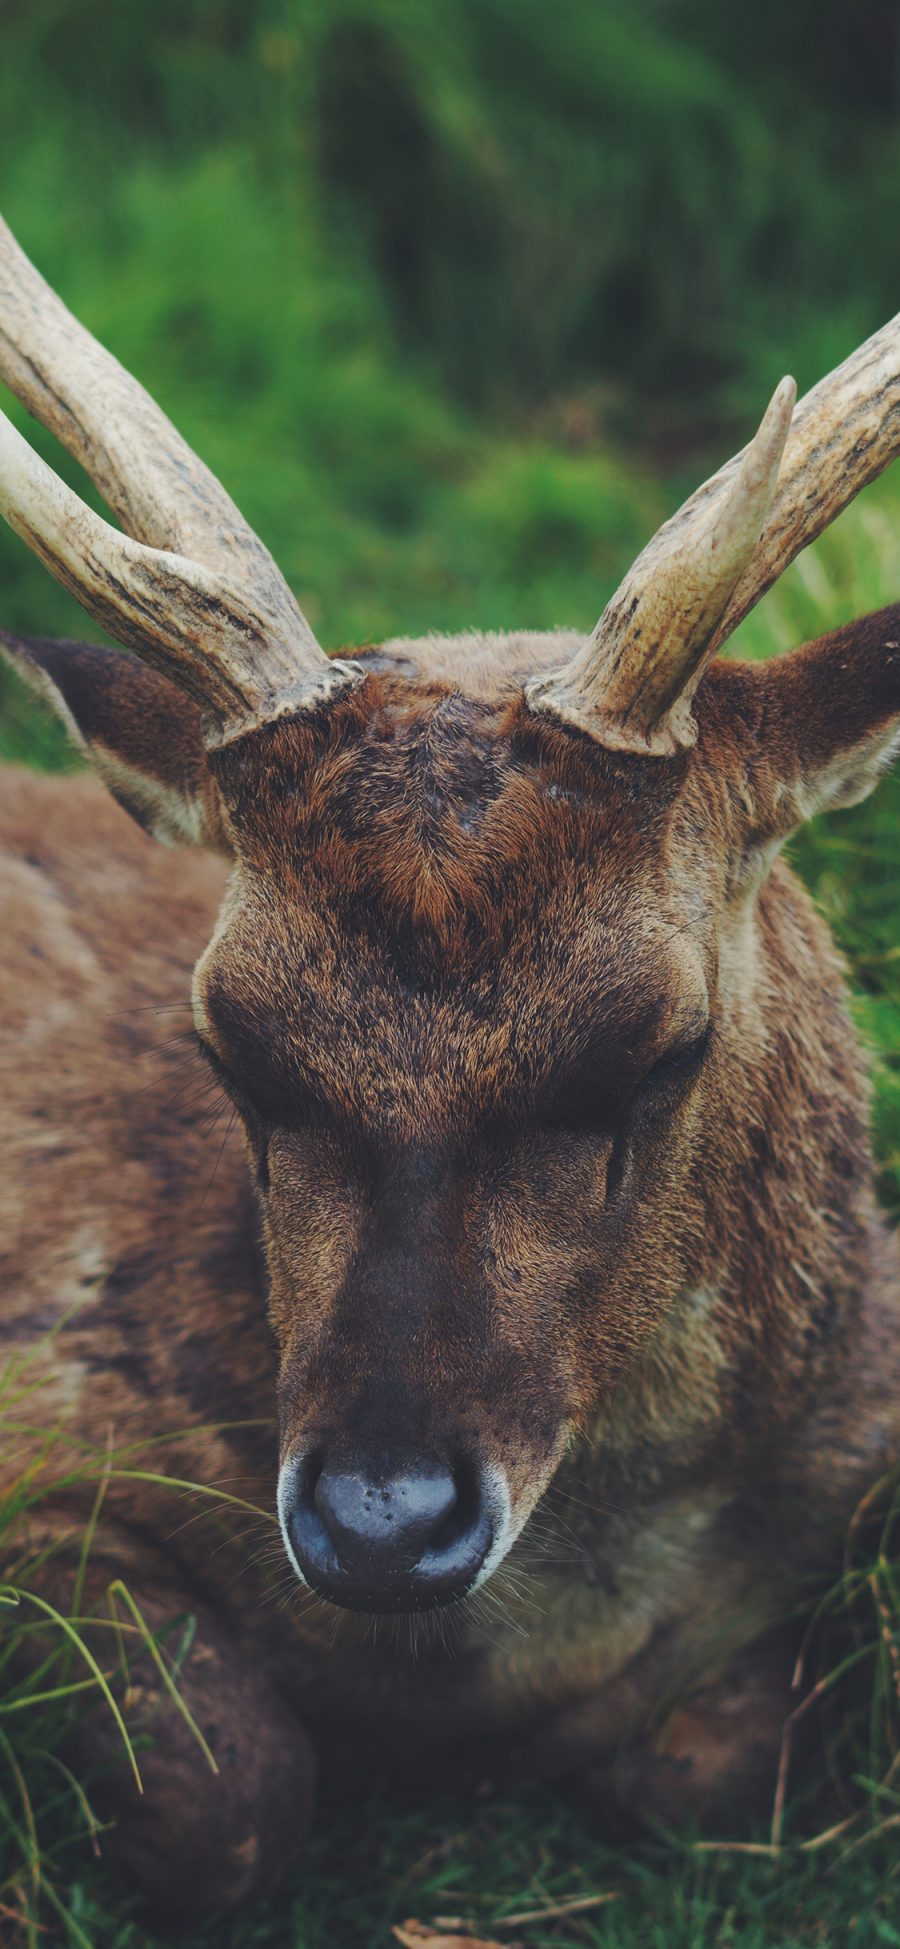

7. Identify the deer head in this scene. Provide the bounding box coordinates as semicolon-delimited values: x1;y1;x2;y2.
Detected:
2;214;899;1615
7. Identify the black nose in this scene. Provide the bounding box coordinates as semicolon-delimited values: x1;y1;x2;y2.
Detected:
285;1453;493;1612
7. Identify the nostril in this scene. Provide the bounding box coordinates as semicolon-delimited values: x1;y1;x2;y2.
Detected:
285;1448;493;1612
312;1462;460;1564
285;1449;337;1577
418;1457;479;1561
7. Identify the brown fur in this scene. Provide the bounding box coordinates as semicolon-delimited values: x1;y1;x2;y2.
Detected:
2;611;900;1919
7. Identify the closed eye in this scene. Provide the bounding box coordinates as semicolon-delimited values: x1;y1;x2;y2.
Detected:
194;1032;269;1123
641;1023;712;1091
195;1032;275;1187
544;1020;712;1135
194;1032;237;1093
193;1031;336;1138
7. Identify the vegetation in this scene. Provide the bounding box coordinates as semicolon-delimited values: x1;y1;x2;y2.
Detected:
1;0;899;1941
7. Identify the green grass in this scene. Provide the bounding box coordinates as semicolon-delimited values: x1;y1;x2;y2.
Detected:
0;1340;284;1946
29;1795;900;1949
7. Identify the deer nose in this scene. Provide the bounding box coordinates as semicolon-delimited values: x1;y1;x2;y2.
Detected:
283;1454;493;1612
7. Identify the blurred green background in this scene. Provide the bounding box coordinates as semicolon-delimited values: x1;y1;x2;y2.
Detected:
2;2;900;1943
2;0;899;680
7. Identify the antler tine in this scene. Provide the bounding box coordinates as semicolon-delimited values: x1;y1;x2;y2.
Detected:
526;313;900;757
709;315;900;653
0;411;356;735
0;214;362;744
0;216;286;598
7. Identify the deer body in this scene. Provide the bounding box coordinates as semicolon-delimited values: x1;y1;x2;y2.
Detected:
2;215;900;1916
4;626;900;1910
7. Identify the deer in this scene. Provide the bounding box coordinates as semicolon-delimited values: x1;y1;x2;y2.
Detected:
1;207;899;1923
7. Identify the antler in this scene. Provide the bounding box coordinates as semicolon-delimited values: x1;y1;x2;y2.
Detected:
0;215;362;745
526;315;900;756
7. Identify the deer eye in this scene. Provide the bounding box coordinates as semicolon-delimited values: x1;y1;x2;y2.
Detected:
642;1024;711;1091
195;1033;237;1093
196;1035;275;1184
196;1034;267;1121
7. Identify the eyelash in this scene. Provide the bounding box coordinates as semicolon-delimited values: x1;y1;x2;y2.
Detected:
196;1039;275;1187
548;1025;712;1137
196;1034;261;1120
195;1033;337;1152
643;1024;712;1089
195;1033;234;1090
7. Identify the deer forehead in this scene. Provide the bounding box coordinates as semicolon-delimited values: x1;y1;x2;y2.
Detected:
192;781;712;1138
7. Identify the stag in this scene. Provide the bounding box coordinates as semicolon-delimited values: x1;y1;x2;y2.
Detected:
1;212;899;1920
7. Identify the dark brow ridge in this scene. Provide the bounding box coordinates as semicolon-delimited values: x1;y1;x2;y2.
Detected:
193;1032;336;1134
542;1005;712;1105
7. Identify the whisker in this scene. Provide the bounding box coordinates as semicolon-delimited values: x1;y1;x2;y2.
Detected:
199;1108;238;1207
110;1002;194;1018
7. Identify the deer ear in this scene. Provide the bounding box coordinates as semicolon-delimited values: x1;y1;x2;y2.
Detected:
1;634;231;851
737;605;900;861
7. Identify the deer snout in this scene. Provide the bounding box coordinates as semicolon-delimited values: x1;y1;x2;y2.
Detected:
278;1448;495;1612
